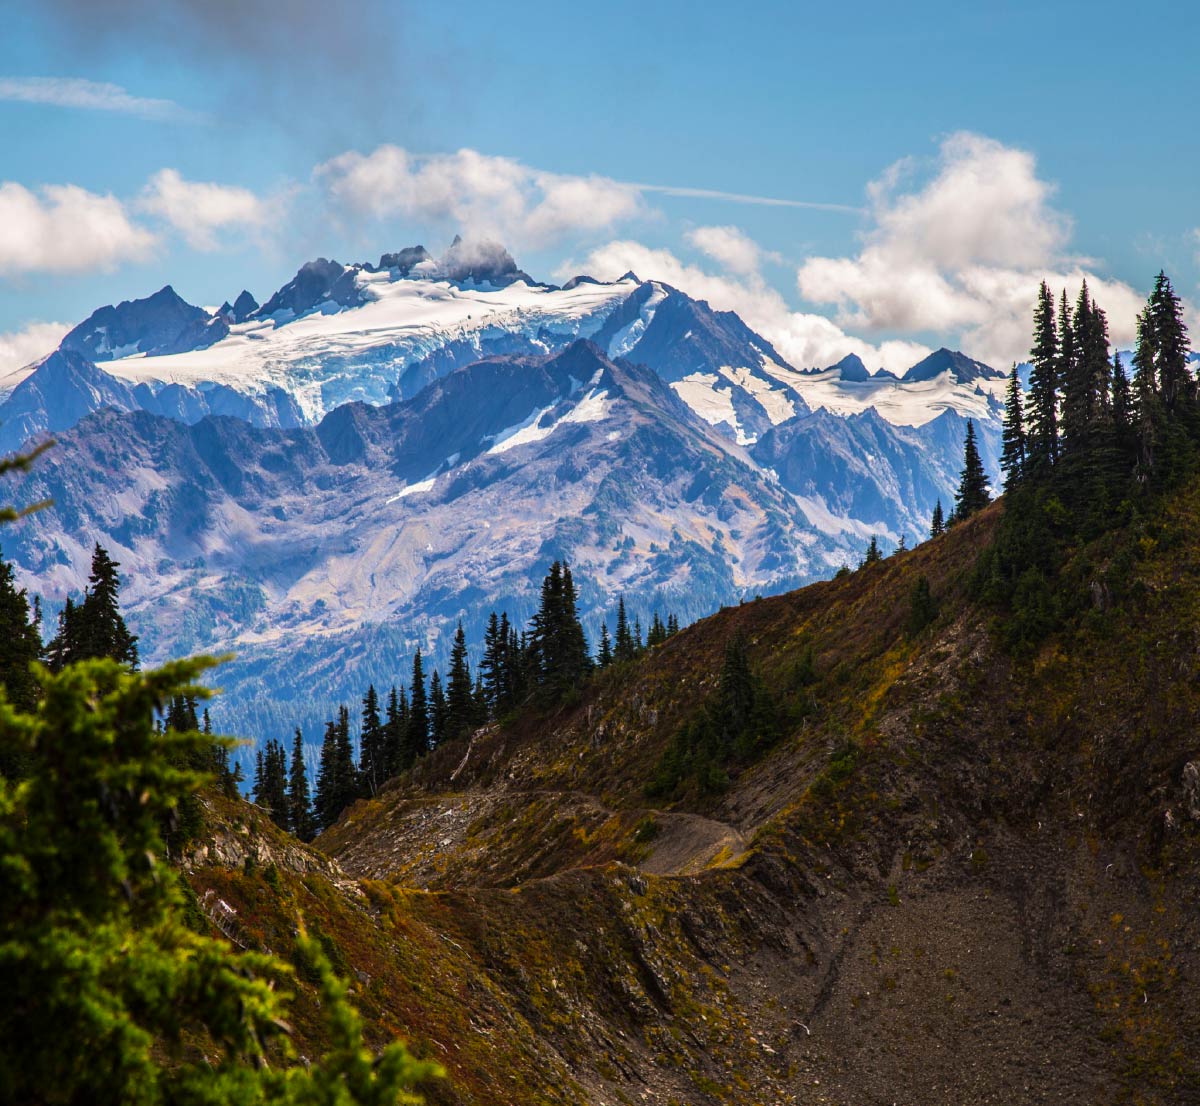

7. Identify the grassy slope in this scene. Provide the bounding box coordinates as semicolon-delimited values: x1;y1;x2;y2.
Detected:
189;485;1200;1105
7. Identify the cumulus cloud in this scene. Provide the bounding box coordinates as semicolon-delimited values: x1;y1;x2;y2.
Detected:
685;225;777;276
796;131;1147;364
316;146;644;249
565;238;929;373
0;76;200;122
139;169;272;251
0;182;156;277
0;320;68;377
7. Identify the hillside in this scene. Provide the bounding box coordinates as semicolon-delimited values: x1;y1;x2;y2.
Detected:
182;478;1200;1105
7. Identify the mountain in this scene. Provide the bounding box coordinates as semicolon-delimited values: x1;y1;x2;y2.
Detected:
0;243;1011;740
901;345;1004;384
0;241;1000;444
60;284;228;360
182;480;1200;1104
4;340;848;737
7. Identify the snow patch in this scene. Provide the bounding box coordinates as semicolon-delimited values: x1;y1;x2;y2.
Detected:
671;373;752;445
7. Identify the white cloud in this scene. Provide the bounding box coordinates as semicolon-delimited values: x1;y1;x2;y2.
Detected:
0;182;157;277
315;145;644;249
796;131;1148;364
0;320;68;377
0;76;200;122
140;169;271;251
685;225;776;276
564;239;929;374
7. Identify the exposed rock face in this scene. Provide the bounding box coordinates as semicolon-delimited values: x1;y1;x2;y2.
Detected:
60;285;217;360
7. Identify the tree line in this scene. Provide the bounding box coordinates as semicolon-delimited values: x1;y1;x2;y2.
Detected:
255;560;684;837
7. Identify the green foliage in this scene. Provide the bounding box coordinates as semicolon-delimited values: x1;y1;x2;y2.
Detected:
906;575;938;637
647;634;777;799
0;656;437;1103
953;419;990;521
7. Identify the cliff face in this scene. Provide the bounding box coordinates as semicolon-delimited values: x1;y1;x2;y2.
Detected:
189;487;1200;1105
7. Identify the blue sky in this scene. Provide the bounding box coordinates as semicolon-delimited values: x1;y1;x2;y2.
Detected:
1;0;1197;373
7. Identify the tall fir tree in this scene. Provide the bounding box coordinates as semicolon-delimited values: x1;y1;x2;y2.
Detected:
314;719;339;830
404;650;429;766
1026;280;1059;472
359;684;386;796
613;595;635;662
45;545;138;670
287;728;313;841
954;419;990;520
930;499;945;537
0;548;43;717
445;621;475;741
333;704;357;815
429;670;447;748
1000;362;1027;489
1150;270;1192;411
597;620;613;667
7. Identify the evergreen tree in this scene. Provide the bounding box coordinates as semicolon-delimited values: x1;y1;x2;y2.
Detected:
647;612;667;647
862;535;882;565
613;596;635;662
1000;362;1026;489
906;575;938;636
252;738;289;831
0;656;435;1103
1026;280;1059;471
480;612;505;713
383;685;404;776
429;670;447;748
359;684;386;796
445;621;475;741
288;727;313;841
1132;304;1162;477
930;500;945;537
1150;270;1192;411
597;621;613;667
403;650;429;767
314;719;339;830
953;420;990;520
0;549;42;718
528;561;591;696
667;613;679;636
333;704;357;814
78;545;140;667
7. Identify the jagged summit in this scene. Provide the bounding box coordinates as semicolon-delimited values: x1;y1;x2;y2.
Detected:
60;284;226;361
829;352;871;381
902;346;1003;384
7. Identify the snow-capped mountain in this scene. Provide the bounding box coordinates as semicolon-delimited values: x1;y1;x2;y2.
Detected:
1;238;999;452
4;340;851;737
0;240;1006;740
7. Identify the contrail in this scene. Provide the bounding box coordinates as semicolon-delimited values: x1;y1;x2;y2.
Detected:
630;182;863;215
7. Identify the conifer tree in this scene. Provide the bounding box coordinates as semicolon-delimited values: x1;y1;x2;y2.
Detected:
333;704;357;815
288;727;313;841
598;621;613;667
614;595;635;662
528;561;591;696
667;613;679;636
359;684;386;796
929;499;945;537
953;419;990;520
429;670;447;748
1150;270;1192;411
79;544;139;667
445;621;475;741
1026;280;1059;471
862;535;882;565
252;738;289;831
1000;362;1026;489
45;545;138;670
480;612;505;714
404;650;429;767
383;685;404;775
314;719;338;830
0;656;435;1104
906;575;938;636
0;549;42;718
